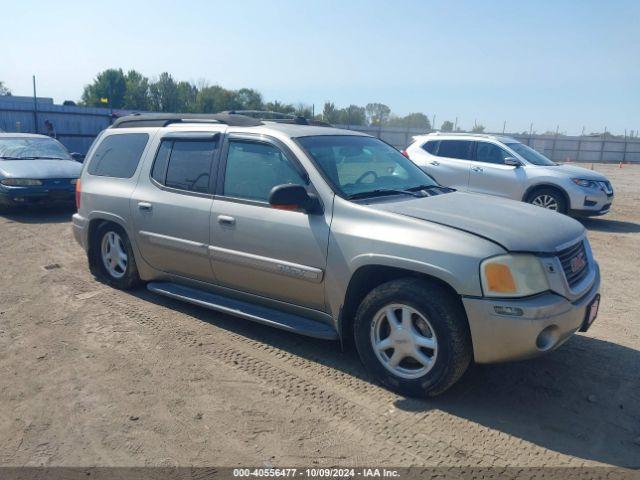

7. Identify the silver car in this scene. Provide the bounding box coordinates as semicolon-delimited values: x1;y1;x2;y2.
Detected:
405;133;614;216
72;113;601;397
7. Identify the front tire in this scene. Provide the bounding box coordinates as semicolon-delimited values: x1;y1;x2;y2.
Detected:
527;187;567;214
354;278;472;397
91;222;141;290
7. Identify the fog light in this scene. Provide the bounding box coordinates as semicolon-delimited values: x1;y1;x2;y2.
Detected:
536;325;560;351
493;305;524;316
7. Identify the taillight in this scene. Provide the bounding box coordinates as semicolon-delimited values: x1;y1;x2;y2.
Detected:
401;150;410;159
75;179;81;210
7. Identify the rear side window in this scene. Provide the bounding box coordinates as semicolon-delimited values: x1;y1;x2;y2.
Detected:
88;133;149;178
436;140;474;160
151;139;217;193
422;140;439;154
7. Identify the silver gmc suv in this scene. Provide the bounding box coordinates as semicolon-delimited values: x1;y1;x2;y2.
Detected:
72;113;601;397
405;133;614;216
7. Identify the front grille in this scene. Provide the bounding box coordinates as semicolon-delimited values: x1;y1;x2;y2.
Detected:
558;241;590;288
598;180;613;196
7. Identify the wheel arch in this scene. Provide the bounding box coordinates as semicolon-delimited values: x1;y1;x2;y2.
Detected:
523;183;570;208
86;213;135;273
338;264;466;346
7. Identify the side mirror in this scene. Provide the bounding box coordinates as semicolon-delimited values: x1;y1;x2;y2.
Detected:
268;184;320;214
504;157;521;167
71;152;85;163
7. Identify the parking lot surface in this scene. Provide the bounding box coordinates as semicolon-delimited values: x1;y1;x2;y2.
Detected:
0;164;638;468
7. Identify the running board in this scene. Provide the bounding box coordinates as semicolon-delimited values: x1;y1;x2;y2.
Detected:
147;282;338;340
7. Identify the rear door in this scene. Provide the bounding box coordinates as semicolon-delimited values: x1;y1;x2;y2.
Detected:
131;131;222;282
468;141;526;199
427;140;474;190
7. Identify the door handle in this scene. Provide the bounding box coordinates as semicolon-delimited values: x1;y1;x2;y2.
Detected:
471;166;483;172
217;215;236;226
430;160;440;166
138;202;153;211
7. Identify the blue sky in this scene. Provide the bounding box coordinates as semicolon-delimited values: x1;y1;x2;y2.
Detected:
1;0;638;134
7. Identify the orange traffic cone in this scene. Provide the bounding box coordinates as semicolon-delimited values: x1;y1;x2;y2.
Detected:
619;161;624;168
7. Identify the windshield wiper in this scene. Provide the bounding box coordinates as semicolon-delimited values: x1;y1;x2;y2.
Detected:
406;184;455;192
347;189;423;200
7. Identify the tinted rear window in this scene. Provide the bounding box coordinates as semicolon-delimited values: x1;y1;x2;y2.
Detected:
422;140;439;154
88;133;149;178
151;139;217;194
436;140;474;160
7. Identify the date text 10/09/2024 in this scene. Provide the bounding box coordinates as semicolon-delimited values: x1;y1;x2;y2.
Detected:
233;468;400;478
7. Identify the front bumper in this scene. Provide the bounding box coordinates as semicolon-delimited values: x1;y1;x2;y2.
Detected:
567;185;614;216
462;264;600;363
0;185;75;206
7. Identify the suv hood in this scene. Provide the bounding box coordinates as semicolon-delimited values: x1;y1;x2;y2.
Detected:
371;191;584;253
532;163;609;181
0;159;82;179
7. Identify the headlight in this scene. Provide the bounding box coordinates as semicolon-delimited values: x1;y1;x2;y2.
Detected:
571;178;597;188
1;178;43;186
480;254;549;298
69;178;78;185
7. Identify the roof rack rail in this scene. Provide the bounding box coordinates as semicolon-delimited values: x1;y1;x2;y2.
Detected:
110;113;263;129
428;131;495;138
224;110;333;127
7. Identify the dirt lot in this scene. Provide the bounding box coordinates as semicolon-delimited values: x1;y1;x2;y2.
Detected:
0;164;638;469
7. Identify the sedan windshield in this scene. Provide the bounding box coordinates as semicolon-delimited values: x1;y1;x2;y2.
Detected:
506;142;557;166
0;137;71;160
296;135;441;199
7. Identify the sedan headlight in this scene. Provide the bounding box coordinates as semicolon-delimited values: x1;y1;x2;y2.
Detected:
1;178;43;186
480;254;549;298
571;178;598;188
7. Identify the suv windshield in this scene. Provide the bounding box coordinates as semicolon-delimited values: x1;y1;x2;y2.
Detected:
0;137;71;160
506;142;556;166
297;135;440;199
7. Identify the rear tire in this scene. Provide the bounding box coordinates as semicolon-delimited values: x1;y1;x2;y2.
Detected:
90;222;141;290
354;278;472;397
527;187;567;214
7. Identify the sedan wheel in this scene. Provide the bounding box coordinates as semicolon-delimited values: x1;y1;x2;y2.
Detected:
370;303;438;379
100;230;128;279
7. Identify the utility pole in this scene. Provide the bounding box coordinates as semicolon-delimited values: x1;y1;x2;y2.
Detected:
502;120;506;134
432;114;436;131
32;75;38;134
454;117;458;131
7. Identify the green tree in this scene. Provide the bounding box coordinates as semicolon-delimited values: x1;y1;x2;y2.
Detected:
0;81;10;95
388;112;431;130
322;102;339;123
149;72;180;112
123;70;149;110
177;81;198;112
440;120;454;132
235;88;263;110
471;123;486;133
365;103;391;126
264;100;296;115
81;68;127;108
337;105;366;126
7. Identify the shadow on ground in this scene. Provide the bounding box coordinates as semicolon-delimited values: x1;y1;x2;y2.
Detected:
0;205;76;224
127;287;639;468
581;217;640;233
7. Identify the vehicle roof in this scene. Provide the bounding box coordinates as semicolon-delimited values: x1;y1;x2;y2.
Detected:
0;133;53;139
413;132;519;144
109;113;371;139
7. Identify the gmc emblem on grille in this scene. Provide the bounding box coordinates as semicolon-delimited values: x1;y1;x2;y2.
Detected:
570;253;586;273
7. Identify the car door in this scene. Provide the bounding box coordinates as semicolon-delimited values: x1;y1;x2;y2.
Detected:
210;134;330;311
131;131;221;282
426;140;474;190
468;141;526;199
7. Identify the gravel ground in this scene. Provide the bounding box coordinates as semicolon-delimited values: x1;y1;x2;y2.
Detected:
0;163;638;469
